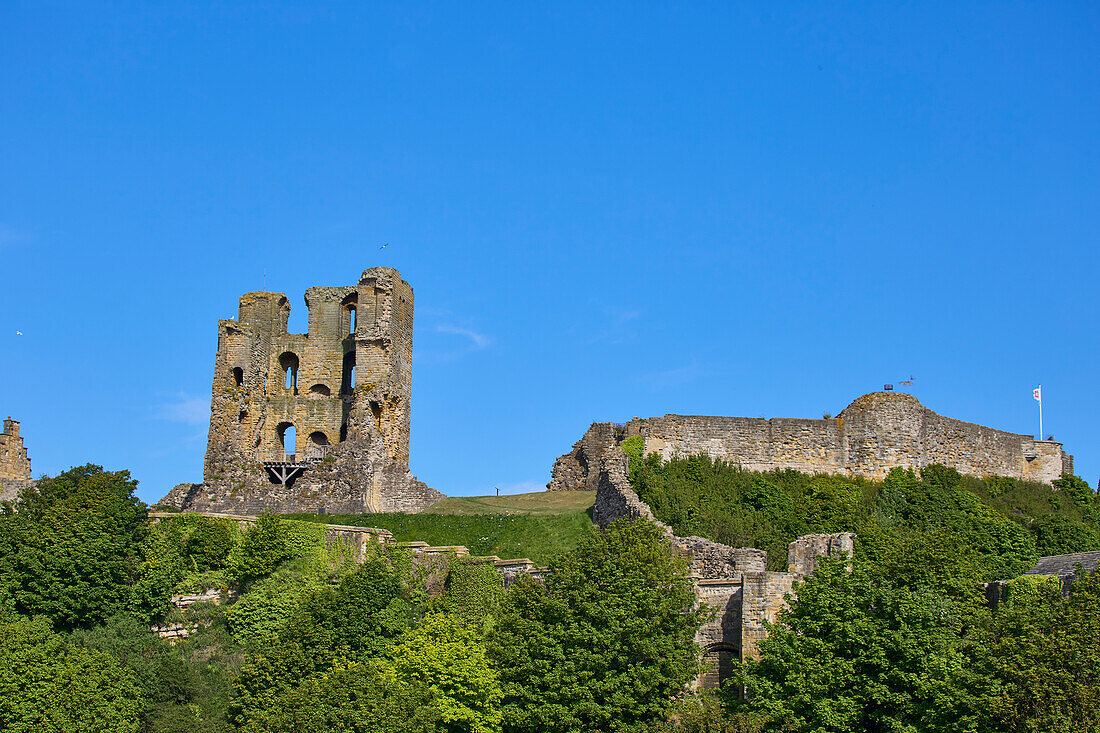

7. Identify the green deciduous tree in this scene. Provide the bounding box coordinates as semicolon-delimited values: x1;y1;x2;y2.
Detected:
735;554;993;733
0;465;150;628
226;513;291;584
391;612;503;733
445;560;505;629
990;569;1100;732
229;549;418;728
0;614;143;733
239;657;441;733
490;519;703;733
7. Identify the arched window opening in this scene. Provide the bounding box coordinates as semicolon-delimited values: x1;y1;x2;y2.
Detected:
309;384;331;397
238;410;247;423
341;351;356;394
342;292;358;336
278;352;299;395
369;400;382;432
309;431;330;446
231;367;244;387
277;422;297;458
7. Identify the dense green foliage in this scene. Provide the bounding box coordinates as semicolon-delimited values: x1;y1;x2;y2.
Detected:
989;570;1100;731
70;614;238;733
0;614;144;733
627;447;1100;732
490;520;703;732
288;510;596;564
629;447;1100;579
0;465;158;627
733;554;994;732
3;459;1100;732
727;548;1100;733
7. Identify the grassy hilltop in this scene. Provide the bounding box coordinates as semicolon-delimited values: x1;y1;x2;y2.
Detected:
287;491;596;564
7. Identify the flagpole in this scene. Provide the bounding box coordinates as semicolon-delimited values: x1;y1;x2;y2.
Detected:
1038;384;1043;440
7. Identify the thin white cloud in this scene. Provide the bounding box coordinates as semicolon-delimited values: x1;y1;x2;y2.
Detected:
159;394;209;426
436;324;490;349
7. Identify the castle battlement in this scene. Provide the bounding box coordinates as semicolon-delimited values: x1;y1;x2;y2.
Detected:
549;392;1073;491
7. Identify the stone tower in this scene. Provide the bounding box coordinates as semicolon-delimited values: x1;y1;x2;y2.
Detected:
0;417;32;501
160;267;442;514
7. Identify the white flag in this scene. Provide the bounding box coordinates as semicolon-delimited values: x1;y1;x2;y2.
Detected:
1033;387;1041;402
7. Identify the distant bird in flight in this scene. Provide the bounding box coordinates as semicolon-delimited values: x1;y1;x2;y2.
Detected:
380;242;389;250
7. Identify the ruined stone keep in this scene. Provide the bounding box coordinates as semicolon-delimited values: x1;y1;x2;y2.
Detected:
550;391;1073;492
0;417;32;501
159;267;442;514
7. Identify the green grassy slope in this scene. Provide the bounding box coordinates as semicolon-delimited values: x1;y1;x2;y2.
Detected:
424;490;595;515
287;491;596;564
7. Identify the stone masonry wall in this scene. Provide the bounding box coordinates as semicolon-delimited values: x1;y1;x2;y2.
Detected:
589;437;853;685
160;267;442;514
0;417;32;502
550;392;1073;492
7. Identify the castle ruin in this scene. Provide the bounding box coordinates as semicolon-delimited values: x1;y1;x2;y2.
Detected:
159;267;442;514
551;390;1077;688
0;417;32;501
583;434;853;688
550;391;1073;492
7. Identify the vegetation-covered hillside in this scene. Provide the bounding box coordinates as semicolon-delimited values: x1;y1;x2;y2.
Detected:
4;463;1100;732
622;435;1100;579
0;465;696;733
288;499;595;565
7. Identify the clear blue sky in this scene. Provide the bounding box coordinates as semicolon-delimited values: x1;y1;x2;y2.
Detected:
2;2;1097;504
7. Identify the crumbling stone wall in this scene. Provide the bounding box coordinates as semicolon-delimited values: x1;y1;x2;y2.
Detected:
160;267;442;514
0;417;32;501
587;437;852;685
788;532;856;576
550;392;1073;491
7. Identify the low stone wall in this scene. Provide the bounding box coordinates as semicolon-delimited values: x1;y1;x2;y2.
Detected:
0;478;33;503
149;511;548;583
151;587;240;641
150;510;395;562
788;532;856;575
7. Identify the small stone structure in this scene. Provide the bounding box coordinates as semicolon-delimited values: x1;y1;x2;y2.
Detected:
0;417;32;501
550;392;1073;491
586;436;854;688
985;550;1100;606
152;587;240;641
158;267;442;514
